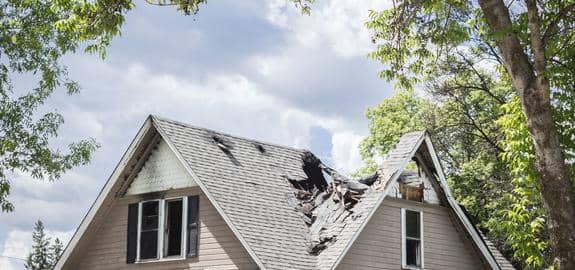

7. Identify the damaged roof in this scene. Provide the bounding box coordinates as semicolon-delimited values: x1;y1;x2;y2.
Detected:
57;115;510;270
152;116;503;269
154;117;428;269
155;116;317;269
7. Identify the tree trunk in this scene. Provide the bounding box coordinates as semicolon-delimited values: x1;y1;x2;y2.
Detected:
478;0;575;269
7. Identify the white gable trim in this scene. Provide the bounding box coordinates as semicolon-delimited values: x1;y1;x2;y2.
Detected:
55;117;155;270
151;116;267;270
330;133;501;270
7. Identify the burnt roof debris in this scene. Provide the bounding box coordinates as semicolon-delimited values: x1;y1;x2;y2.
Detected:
285;152;384;256
357;172;379;186
301;151;329;192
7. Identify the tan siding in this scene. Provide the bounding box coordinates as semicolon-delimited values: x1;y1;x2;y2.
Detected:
337;198;488;270
65;187;257;270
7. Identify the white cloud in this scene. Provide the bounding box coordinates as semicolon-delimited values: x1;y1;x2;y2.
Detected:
266;0;392;57
3;171;100;232
331;130;365;174
0;229;72;270
2;230;30;258
0;258;20;270
0;230;30;270
63;59;356;148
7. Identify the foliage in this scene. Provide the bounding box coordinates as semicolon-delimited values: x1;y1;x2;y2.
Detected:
492;95;550;269
359;76;516;260
364;0;575;268
360;90;429;160
25;220;63;270
0;0;100;212
52;0;314;58
492;78;575;270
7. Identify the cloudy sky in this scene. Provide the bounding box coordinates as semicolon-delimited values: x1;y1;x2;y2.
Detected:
0;0;393;268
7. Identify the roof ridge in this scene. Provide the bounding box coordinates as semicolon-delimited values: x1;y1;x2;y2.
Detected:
151;114;309;154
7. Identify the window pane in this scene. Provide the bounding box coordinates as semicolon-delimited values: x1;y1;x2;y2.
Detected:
406;239;421;267
406;210;420;238
140;231;158;259
140;201;159;260
165;199;183;257
141;201;159;231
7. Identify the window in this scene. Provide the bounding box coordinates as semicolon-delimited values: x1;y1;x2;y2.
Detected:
402;209;423;269
126;196;199;263
140;201;159;260
164;199;184;257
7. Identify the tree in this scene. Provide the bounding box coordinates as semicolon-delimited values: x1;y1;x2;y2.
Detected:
0;0;101;212
25;220;63;270
366;0;575;268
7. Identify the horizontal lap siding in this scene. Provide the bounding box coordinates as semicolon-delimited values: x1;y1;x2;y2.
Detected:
337;198;488;270
69;187;257;270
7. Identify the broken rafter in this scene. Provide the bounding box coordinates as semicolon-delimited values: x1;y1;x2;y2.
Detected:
284;152;384;255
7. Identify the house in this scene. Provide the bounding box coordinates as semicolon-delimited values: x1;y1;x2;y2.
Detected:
55;115;515;270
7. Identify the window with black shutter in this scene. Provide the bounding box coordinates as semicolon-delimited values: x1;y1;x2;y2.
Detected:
126;196;199;263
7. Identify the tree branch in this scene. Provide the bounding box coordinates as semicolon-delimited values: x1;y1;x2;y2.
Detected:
441;88;504;153
542;3;575;46
526;0;546;75
458;52;507;104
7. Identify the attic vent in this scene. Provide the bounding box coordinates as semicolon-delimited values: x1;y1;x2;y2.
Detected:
254;143;266;154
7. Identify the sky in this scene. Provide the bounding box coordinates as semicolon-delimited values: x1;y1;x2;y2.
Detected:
0;0;393;269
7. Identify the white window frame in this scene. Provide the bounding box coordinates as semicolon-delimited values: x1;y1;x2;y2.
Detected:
136;197;188;263
401;208;424;269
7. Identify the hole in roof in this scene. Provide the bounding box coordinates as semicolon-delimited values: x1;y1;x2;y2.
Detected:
254;143;266;154
210;134;233;152
207;132;241;166
405;158;421;177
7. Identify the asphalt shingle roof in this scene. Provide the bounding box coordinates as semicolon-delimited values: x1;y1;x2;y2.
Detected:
155;116;317;269
153;116;512;270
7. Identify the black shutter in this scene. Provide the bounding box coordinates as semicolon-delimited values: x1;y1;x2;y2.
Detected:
187;196;199;257
126;203;139;264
